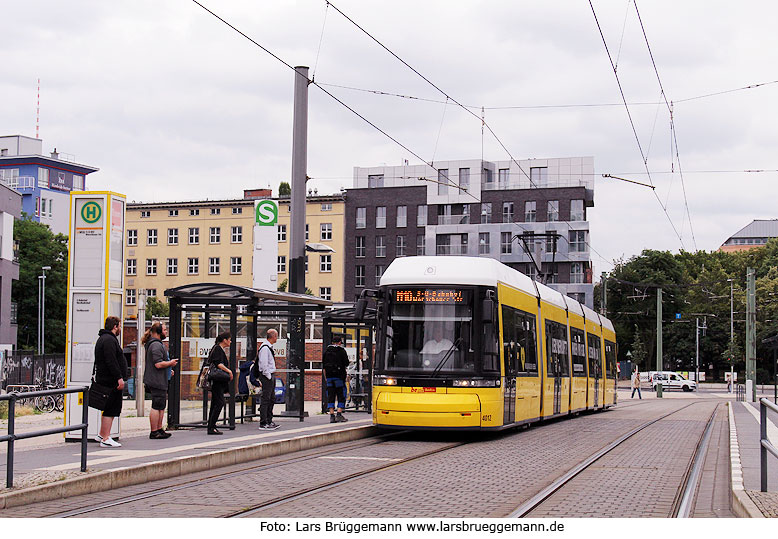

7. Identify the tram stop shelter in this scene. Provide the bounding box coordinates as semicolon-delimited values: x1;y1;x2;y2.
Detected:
164;283;331;429
321;306;377;414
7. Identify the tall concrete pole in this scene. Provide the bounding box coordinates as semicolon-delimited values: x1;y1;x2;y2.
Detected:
729;279;734;388
600;272;607;316
136;291;146;417
656;288;663;372
746;267;756;401
289;66;309;295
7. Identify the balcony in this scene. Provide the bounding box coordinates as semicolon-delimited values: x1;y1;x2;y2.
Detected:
436;245;468;255
16;176;36;189
437;214;470;225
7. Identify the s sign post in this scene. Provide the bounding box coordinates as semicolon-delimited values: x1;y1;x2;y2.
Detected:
252;199;279;291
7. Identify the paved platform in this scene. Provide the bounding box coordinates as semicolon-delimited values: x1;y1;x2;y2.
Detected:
0;399;373;508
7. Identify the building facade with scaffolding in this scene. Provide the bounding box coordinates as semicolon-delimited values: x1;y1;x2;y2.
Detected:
345;157;596;308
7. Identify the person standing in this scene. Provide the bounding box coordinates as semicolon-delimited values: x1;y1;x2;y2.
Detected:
631;368;642;399
206;332;233;435
253;329;279;430
323;335;349;423
142;322;178;439
94;316;128;447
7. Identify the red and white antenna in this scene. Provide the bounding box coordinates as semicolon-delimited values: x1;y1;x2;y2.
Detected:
36;78;40;139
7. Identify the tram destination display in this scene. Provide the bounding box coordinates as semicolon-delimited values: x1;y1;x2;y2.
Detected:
393;289;467;304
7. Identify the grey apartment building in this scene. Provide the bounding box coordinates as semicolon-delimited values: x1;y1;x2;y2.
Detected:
343;157;595;307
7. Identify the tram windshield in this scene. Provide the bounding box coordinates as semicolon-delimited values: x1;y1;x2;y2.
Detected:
380;288;479;375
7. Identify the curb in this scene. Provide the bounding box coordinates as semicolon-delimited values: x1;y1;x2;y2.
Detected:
0;424;378;510
728;402;764;518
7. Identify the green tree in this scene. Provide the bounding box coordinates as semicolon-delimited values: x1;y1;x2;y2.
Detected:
13;215;69;353
278;182;291;197
630;324;648;369
145;297;170;320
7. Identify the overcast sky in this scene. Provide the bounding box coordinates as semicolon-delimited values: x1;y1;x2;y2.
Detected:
2;1;776;271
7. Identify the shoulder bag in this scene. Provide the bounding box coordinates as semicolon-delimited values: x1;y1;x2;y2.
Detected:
207;346;231;384
196;347;216;390
88;364;113;411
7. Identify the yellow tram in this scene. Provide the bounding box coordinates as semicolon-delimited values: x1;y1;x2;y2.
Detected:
371;256;617;430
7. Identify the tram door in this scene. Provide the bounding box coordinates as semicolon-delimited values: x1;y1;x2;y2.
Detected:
503;341;517;425
552;357;562;415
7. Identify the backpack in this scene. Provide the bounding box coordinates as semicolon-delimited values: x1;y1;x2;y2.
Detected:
250;343;274;387
323;345;346;379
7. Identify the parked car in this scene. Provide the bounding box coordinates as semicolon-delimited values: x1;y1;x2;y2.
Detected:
649;371;697;392
274;377;286;404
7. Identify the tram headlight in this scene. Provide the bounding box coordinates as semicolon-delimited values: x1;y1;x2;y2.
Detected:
373;375;397;386
453;379;500;388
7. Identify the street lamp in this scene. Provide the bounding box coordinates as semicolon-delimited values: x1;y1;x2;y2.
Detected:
728;279;734;390
38;265;51;355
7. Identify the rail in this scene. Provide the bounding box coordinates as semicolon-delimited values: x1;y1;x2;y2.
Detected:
1;386;89;488
760;398;778;492
736;384;745;401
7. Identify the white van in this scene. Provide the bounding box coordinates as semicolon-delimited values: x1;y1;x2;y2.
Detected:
649;371;697;392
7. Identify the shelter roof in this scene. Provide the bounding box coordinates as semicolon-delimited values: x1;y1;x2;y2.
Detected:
164;282;332;307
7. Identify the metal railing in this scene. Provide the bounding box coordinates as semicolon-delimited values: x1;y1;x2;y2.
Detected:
760;398;778;492
736;384;745;401
1;386;89;488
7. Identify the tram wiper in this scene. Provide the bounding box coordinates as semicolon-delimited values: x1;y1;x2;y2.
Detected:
430;338;462;378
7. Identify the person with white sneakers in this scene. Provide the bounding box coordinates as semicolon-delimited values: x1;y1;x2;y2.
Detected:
94;316;129;447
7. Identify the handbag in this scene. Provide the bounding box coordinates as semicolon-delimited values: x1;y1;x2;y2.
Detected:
88;364;113;410
208;366;231;383
196;362;212;390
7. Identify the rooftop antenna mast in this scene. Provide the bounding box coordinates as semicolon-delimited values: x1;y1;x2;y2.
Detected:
36;78;41;139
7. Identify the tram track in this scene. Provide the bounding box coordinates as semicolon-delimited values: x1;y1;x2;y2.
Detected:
508;401;718;518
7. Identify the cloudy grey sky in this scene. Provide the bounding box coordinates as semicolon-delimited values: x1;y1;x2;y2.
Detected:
2;1;776;271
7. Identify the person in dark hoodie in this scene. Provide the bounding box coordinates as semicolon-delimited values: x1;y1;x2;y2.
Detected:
94;316;129;447
142;322;178;439
323;335;350;423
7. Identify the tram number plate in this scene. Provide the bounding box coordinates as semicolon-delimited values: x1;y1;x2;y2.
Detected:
410;387;437;393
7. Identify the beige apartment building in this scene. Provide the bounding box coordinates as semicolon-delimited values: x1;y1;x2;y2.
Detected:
125;192;347;318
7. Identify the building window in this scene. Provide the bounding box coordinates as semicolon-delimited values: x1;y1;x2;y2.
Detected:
438;169;449;195
231;226;242;243
502;202;514;223
126;289;136;306
547;200;559;222
278;224;287;242
481;202;492;224
146;289;157;298
376;206;386;228
209;227;220;244
545;266;559;284
146;258;157;276
501;232;513;254
127;229;138;246
40;198;47;217
436;233;468;255
530;167;548;186
147;229;158;246
396;235;406;257
321;203;332;211
479;233;490;254
169;209;178;217
356;207;366;229
232;207;242;214
376;236;386;257
417;205;427;226
320;254;332;272
571;199;585;221
546;231;558;253
189;227;199;245
482;167;494;188
188;258;199;275
368;174;384;188
73;175;85;190
319;287;332;300
305;223;309;241
524;201;536;222
569;230;587;252
526;264;537;281
231;257;242;274
417;234;426;256
140;210;151;218
320;223;332;241
305;255;309;273
190;209;200;216
375;265;385;286
278;256;287;273
459;168;470;191
396;206;407;228
209;257;220;274
167;258;178;275
498;168;510;188
126;259;137;276
570;262;584;284
568;292;586;304
38;168;49;187
211;208;221;215
355;236;365;258
167;228;178;245
355;265;365;287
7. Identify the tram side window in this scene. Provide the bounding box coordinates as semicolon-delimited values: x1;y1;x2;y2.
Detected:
501;305;538;376
545;320;570;377
570;328;587;377
587;333;602;379
604;340;617;378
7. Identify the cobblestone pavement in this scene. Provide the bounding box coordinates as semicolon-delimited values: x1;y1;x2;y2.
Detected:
747;491;778;517
0;399;722;518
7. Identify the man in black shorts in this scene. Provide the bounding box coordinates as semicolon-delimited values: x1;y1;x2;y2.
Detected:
142;322;179;439
94;316;128;447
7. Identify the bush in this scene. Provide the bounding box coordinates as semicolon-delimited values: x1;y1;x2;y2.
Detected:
0;400;7;420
